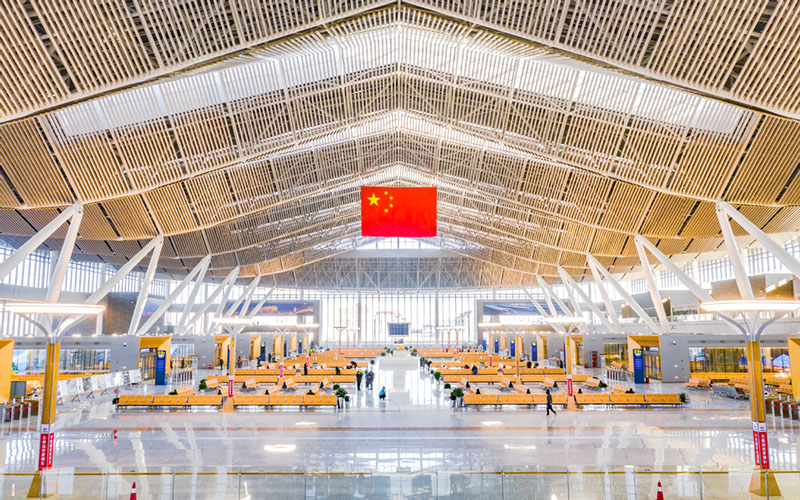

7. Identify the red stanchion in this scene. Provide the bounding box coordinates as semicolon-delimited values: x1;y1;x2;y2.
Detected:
130;481;137;500
113;429;118;440
655;480;664;500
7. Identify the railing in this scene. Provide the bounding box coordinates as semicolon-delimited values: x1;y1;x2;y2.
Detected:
8;468;800;499
167;367;194;386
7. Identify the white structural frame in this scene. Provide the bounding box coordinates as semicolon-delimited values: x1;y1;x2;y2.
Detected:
557;266;618;332
535;275;588;333
586;254;662;335
134;255;211;336
632;235;741;334
633;238;671;333
522;287;565;334
585;257;623;331
128;237;166;335
183;267;241;331
58;235;164;334
175;258;211;335
224;276;261;319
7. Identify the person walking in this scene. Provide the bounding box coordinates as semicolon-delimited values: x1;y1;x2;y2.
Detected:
546;389;556;416
356;370;363;390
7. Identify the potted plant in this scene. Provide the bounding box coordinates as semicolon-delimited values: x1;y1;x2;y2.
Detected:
433;371;442;383
169;390;178;395
679;392;687;404
370;359;375;365
333;384;341;391
451;387;465;407
335;388;348;408
598;381;607;389
198;379;207;391
443;383;451;389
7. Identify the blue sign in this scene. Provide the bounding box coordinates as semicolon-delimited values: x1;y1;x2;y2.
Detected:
482;339;487;351
531;341;538;362
493;338;500;354
633;348;645;384
388;323;409;336
510;340;516;357
155;350;167;386
482;301;564;316
226;301;315;316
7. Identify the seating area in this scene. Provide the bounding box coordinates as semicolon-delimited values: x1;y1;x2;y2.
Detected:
116;394;223;408
233;394;337;407
712;385;748;399
464;393;568;406
441;373;589;384
684;377;712;389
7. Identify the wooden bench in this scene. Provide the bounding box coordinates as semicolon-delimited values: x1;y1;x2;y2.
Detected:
282;377;296;390
319;377;331;389
266;384;283;395
611;384;630;394
175;385;193;396
513;383;531;394
205;379;220;390
241;378;257;390
499;377;514;389
582;377;601;389
540;377;556;389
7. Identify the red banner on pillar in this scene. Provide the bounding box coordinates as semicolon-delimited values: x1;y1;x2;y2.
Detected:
758;422;769;469
567;375;574;397
38;432;49;470
47;432;54;468
752;421;761;468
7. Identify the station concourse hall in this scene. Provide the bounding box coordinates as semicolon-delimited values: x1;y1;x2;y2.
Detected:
3;2;800;499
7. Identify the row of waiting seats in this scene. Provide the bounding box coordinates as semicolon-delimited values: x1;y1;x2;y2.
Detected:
437;367;563;375
712;385;747;399
444;374;589;384
117;394;222;407
236;368;359;376
464;392;682;407
232;374;355;385
233;394;336;407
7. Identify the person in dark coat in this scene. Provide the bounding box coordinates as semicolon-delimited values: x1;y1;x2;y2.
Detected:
356;370;363;390
365;370;374;390
546;389;556;416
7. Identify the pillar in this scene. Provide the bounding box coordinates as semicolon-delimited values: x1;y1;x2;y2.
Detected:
39;341;59;470
746;340;780;496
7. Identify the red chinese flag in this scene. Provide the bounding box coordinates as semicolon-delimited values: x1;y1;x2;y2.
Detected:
361;186;437;237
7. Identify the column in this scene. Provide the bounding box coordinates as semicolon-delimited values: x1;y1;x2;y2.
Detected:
746;340;768;469
39;341;59;470
565;334;573;397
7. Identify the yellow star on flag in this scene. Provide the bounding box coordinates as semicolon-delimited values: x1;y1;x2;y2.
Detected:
367;193;380;206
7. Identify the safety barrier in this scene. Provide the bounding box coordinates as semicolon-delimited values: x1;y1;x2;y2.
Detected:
5;468;798;499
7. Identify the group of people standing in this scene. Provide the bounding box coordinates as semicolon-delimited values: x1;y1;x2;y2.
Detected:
355;369;375;390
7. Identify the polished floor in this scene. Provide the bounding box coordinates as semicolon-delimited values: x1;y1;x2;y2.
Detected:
3;352;799;482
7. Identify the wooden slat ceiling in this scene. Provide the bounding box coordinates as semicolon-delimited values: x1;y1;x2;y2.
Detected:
1;5;799;282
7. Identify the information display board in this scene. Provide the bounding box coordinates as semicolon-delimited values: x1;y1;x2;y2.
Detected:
388;323;409;336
